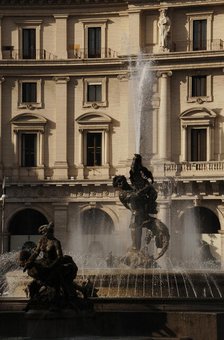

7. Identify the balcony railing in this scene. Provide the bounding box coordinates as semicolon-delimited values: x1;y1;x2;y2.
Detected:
69;48;118;59
171;39;224;52
164;161;224;176
1;48;58;60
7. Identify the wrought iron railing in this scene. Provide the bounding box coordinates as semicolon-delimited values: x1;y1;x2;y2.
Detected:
143;39;224;54
171;39;224;52
1;48;58;60
69;48;118;59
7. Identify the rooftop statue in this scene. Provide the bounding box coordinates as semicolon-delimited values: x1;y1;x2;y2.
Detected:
113;154;170;267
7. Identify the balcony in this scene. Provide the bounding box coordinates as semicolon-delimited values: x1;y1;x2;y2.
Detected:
68;48;118;59
164;161;224;177
1;48;57;60
171;39;223;52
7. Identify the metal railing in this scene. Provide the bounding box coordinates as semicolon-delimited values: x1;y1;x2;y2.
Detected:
68;48;118;59
171;39;224;52
164;161;224;175
1;48;58;60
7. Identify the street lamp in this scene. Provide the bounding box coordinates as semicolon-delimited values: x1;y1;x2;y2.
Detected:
1;177;6;254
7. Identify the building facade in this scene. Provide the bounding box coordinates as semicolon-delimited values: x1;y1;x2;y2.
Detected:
0;0;224;266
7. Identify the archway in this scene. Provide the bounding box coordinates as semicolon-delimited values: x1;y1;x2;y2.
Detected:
80;208;114;258
179;206;220;266
8;208;48;251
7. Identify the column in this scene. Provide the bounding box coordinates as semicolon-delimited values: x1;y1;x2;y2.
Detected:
54;15;68;59
0;77;4;171
53;203;68;250
157;71;172;161
217;204;224;269
53;76;70;179
117;74;131;174
157;200;171;266
128;10;141;55
0;17;3;59
77;129;84;179
104;129;109;165
181;125;187;161
158;201;171;227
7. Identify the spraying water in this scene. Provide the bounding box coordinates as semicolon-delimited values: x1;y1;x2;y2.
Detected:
129;54;153;154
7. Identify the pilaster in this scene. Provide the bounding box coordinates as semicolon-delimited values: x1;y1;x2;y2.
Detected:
53;203;68;249
53;76;70;179
157;71;172;161
0;76;5;176
54;15;68;59
128;10;141;55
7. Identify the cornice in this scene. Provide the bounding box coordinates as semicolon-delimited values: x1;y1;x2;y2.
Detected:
0;0;127;6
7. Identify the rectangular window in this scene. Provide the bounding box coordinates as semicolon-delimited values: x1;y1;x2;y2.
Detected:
87;84;102;102
22;28;36;59
190;128;206;161
21;133;37;167
193;20;207;51
22;82;37;103
88;27;101;58
192;76;207;97
87;132;102;166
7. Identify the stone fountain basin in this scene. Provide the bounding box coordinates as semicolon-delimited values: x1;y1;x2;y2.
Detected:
5;268;224;299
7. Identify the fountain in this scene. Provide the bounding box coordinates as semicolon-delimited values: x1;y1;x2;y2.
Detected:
1;57;224;340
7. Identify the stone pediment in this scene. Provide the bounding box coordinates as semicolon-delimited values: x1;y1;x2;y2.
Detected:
10;113;47;131
76;112;112;131
11;113;47;124
180;107;216;120
76;112;112;124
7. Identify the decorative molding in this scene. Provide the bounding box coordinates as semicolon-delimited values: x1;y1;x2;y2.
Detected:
53;76;70;84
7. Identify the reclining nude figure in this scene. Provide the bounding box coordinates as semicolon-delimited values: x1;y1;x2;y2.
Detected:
19;222;97;310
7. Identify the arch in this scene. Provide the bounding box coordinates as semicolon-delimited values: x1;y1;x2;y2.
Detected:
80;204;119;231
80;207;114;235
8;208;48;235
176;206;221;265
180;206;220;233
7;208;49;251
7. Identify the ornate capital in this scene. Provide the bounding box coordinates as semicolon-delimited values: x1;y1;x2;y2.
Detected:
53;76;70;84
117;73;130;81
157;71;172;78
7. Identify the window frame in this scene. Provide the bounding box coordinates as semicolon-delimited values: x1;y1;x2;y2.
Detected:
18;79;42;109
83;77;107;108
20;132;37;167
85;131;102;166
188;126;207;162
80;18;108;58
186;12;213;51
187;74;212;103
10;113;47;168
179;108;216;162
16;20;42;60
76;112;112;168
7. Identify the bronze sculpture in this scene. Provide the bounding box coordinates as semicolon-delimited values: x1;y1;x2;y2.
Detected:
19;222;96;311
113;154;170;267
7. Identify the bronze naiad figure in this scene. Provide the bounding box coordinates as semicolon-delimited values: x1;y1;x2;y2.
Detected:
19;222;97;311
113;154;170;268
